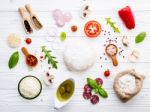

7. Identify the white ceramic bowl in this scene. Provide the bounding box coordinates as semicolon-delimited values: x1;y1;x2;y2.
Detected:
54;78;75;109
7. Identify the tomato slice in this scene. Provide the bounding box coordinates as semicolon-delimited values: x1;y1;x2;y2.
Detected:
84;20;101;38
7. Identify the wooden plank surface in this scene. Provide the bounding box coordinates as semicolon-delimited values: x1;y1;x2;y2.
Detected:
0;0;150;112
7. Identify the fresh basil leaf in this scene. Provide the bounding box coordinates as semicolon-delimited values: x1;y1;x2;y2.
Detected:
98;87;108;98
87;78;98;89
94;88;99;94
8;51;19;69
135;32;146;43
60;32;67;41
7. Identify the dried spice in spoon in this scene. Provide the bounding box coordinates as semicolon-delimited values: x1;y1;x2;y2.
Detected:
105;44;118;66
21;47;38;67
18;7;33;34
25;4;43;30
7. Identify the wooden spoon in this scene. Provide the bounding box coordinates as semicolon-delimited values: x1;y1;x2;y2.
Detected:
105;44;118;66
25;4;43;30
18;7;33;34
21;47;38;67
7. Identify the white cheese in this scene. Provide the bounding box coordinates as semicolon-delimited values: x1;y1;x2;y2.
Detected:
19;77;41;98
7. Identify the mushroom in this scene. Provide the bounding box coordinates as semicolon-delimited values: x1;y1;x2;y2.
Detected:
122;35;129;47
43;71;55;86
129;50;140;62
79;4;91;19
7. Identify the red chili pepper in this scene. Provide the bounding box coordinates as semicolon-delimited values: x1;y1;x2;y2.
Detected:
118;6;135;29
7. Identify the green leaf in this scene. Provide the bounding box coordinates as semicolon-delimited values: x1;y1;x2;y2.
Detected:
94;88;99;94
135;32;147;43
98;87;108;98
41;46;58;69
87;78;98;89
105;17;120;33
8;51;19;69
60;32;67;41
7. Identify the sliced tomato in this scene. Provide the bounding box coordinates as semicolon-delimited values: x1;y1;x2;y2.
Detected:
84;20;101;38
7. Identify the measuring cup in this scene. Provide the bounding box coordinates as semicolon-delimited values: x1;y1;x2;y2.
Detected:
21;47;38;67
18;7;33;34
25;4;43;30
105;44;118;66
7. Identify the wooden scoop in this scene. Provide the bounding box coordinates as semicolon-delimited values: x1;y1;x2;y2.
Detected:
105;44;118;66
18;7;33;34
21;47;38;67
25;4;43;30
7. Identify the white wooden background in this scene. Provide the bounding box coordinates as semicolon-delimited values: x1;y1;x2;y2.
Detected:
0;0;150;112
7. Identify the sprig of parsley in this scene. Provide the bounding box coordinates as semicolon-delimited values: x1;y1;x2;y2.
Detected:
41;46;58;69
105;17;120;33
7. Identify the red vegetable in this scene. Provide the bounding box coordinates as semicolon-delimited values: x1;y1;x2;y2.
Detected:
25;38;32;44
71;25;78;32
118;6;135;29
104;70;110;77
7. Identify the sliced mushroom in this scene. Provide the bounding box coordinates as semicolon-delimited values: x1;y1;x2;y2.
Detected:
122;35;129;47
129;50;140;62
43;71;55;86
79;4;91;19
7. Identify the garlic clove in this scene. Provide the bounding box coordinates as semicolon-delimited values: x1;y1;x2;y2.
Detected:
122;35;129;47
132;50;140;58
129;50;140;62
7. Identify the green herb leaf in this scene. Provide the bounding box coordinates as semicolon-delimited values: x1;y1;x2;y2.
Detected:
135;32;146;43
8;51;19;69
105;18;120;33
87;78;98;89
94;88;99;94
60;32;67;41
41;46;58;69
98;87;108;98
87;77;108;98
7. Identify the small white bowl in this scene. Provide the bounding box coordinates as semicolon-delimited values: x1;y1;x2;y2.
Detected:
54;78;75;109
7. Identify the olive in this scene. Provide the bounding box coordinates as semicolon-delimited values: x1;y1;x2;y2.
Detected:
66;84;72;93
59;86;66;94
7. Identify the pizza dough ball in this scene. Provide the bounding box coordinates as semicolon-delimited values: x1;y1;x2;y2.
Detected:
63;40;96;71
8;33;22;48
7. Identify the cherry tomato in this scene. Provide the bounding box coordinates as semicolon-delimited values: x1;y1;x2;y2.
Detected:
104;70;110;77
71;25;78;32
25;38;32;44
84;20;101;38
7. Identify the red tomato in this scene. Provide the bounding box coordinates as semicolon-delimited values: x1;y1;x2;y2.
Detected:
104;70;110;77
84;20;101;38
71;25;78;32
25;38;32;44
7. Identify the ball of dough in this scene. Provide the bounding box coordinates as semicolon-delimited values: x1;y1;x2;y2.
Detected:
63;40;96;71
8;33;22;48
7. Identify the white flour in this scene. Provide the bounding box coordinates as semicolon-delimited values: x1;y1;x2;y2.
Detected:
118;74;136;93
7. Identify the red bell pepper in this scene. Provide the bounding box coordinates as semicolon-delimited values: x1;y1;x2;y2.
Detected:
118;6;135;29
